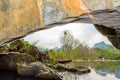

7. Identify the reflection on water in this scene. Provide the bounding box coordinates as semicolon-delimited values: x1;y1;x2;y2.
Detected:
60;61;120;80
60;72;90;80
0;70;47;80
0;70;16;80
60;69;120;80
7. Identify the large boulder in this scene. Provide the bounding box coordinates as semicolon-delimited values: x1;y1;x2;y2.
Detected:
25;45;40;59
0;39;50;62
40;51;50;62
8;52;33;64
0;40;26;53
58;64;90;74
25;45;50;62
0;54;16;71
0;40;61;80
0;52;33;71
17;62;62;80
0;52;59;80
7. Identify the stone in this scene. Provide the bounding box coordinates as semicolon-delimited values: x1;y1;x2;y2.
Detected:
40;51;50;62
25;45;40;59
0;45;9;54
8;52;33;64
25;45;50;62
0;0;120;49
0;42;60;79
0;54;16;71
0;51;61;79
17;62;62;80
9;40;25;52
0;52;33;71
94;24;120;49
57;64;90;74
0;39;50;62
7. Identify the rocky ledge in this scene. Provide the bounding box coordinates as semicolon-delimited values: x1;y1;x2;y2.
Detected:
48;63;90;74
0;40;62;80
0;40;90;79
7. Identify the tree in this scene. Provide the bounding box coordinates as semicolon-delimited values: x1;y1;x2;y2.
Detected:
60;30;75;54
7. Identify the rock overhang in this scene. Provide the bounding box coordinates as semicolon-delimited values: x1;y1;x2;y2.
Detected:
0;0;120;49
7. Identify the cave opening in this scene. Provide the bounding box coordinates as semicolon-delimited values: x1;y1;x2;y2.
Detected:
24;23;111;50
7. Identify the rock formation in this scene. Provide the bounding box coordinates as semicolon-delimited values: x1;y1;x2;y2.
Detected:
0;0;120;49
0;40;62;80
17;62;62;80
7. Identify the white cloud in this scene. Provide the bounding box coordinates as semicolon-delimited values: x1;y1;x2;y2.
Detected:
88;33;112;47
24;23;111;49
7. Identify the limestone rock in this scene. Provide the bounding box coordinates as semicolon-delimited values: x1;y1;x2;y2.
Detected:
40;51;50;62
17;62;62;80
8;52;33;64
25;45;50;62
9;40;25;52
0;0;120;49
0;39;50;62
0;45;9;53
57;64;90;74
0;54;16;71
94;24;120;49
0;52;33;71
25;45;40;59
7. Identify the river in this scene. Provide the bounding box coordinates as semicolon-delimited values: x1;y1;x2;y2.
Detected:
60;61;120;80
0;61;120;80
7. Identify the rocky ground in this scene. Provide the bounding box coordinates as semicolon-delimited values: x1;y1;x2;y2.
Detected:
0;40;90;80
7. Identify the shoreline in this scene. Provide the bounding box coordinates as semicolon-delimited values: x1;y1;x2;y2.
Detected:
72;60;120;62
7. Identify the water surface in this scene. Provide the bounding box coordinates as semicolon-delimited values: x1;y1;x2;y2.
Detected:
60;61;120;80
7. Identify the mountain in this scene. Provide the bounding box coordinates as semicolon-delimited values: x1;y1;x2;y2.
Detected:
53;47;60;50
93;41;109;49
53;47;63;50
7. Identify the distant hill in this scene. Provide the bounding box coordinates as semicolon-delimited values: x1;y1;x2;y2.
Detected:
93;41;109;49
53;47;60;50
53;47;63;50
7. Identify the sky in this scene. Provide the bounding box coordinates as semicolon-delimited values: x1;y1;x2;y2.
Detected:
24;23;112;49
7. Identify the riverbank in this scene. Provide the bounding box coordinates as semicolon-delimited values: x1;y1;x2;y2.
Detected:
1;61;120;80
0;40;62;80
72;60;120;62
0;40;90;80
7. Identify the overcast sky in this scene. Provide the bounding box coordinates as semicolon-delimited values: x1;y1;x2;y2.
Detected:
24;23;111;49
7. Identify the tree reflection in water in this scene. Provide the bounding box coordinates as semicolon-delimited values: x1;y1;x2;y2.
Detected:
59;61;120;80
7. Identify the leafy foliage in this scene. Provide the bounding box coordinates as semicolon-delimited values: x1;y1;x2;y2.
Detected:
48;43;99;60
48;30;101;60
49;30;99;60
94;45;120;60
22;39;31;47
